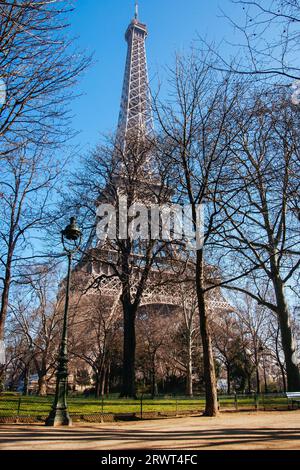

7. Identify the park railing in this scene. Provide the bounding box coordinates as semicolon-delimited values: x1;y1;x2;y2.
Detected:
217;393;290;412
0;392;293;421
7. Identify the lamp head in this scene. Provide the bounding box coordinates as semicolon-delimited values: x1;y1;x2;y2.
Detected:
62;217;82;241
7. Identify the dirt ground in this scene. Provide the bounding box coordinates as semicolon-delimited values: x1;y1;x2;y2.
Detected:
0;410;300;450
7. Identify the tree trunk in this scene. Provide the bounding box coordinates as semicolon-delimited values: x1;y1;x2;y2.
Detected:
105;362;111;397
151;354;158;398
278;361;287;393
23;366;29;396
255;351;261;394
186;336;193;397
0;249;13;343
95;370;102;398
0;365;5;392
196;250;219;416
275;324;287;392
247;374;251;394
280;365;287;393
226;364;231;395
151;368;155;398
38;374;47;396
0;237;14;391
273;276;300;391
263;360;268;394
101;366;107;397
256;366;261;394
120;305;137;398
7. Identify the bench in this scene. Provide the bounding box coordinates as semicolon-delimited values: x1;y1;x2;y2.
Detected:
286;392;300;410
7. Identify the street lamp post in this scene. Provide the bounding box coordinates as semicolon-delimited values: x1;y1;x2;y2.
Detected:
46;217;82;427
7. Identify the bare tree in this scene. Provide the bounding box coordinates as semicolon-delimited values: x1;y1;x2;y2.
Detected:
230;294;271;393
267;319;287;391
64;134;177;398
70;294;122;398
0;0;90;385
178;286;199;397
155;53;242;415
213;313;240;394
136;305;177;397
4;327;34;393
216;90;300;390
211;0;300;81
8;266;63;395
0;0;90;155
0;147;61;352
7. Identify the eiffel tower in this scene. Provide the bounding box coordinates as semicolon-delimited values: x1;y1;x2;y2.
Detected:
116;1;153;148
78;3;231;315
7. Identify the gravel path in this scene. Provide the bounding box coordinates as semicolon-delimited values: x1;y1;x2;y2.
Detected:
0;410;300;450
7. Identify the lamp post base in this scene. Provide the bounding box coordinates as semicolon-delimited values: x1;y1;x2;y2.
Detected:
45;407;72;427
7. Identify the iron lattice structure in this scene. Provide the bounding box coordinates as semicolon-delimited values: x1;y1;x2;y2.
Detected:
79;7;232;315
87;259;232;314
116;15;153;147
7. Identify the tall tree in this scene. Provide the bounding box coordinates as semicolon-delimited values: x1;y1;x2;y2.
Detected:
64;135;176;398
70;294;122;398
0;0;89;379
0;147;60;349
155;53;242;415
178;286;199;397
136;305;177;397
233;295;271;394
8;266;63;395
213;313;240;395
216;90;300;390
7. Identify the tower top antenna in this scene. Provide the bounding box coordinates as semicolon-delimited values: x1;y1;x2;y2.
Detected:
135;0;138;19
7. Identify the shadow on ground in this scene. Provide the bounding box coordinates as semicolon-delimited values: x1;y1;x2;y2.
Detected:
1;423;300;449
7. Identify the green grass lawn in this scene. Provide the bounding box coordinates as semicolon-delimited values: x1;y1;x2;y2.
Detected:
0;394;291;417
0;395;205;416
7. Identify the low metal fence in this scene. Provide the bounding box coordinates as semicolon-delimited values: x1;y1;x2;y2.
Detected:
0;393;292;420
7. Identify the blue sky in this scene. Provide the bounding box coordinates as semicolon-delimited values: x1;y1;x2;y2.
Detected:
69;0;238;152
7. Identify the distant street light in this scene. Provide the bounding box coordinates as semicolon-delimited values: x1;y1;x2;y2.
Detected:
46;217;82;427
